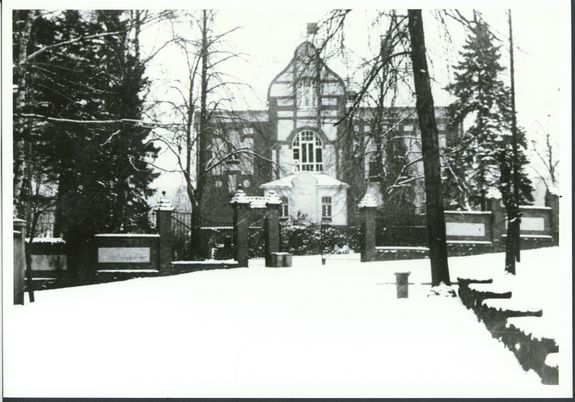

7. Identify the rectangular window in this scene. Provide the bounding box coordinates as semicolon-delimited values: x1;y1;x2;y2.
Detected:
293;148;299;160
277;98;294;106
302;144;307;162
439;134;446;148
280;197;289;219
315;148;322;163
368;161;378;177
321;97;337;106
308;144;314;162
322;196;332;222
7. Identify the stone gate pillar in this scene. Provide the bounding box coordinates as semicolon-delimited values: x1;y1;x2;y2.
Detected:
156;191;174;273
13;218;26;305
358;194;377;262
488;194;505;244
264;191;282;267
546;189;560;244
231;189;250;267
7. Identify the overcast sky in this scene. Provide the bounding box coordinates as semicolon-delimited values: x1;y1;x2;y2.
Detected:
136;5;569;200
144;7;566;133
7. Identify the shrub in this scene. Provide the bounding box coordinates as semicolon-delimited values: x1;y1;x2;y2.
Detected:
280;223;361;255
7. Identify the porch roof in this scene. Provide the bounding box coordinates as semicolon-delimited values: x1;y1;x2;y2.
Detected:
260;173;349;189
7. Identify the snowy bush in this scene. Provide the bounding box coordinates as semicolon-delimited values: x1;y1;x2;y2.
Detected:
280;223;361;255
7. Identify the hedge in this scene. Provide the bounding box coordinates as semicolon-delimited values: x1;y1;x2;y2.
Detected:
280;223;361;255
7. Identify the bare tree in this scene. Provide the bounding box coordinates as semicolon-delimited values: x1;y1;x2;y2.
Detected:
148;10;274;259
531;120;559;188
312;9;452;286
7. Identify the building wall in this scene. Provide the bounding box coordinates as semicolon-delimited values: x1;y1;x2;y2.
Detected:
201;119;274;223
267;42;346;179
200;41;460;226
262;173;348;226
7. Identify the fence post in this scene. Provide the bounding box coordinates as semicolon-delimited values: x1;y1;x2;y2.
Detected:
265;191;282;267
231;189;250;267
358;194;377;262
488;195;505;244
156;192;174;273
546;189;560;244
13;218;26;305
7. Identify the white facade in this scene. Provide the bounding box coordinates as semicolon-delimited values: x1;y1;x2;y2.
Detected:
261;172;348;225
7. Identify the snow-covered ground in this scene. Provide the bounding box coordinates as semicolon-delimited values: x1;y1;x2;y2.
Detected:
3;247;572;398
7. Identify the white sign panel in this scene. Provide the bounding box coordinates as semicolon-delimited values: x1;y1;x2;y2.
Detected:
98;247;150;263
521;217;545;231
446;222;485;237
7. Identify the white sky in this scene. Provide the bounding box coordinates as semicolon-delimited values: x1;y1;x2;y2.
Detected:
143;7;566;135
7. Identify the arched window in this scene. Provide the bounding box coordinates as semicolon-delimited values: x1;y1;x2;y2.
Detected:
280;196;289;219
292;130;323;172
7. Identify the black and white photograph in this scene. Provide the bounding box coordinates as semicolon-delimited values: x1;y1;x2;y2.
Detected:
2;0;572;398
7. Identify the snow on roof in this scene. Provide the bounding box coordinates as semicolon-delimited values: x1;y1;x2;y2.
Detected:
444;210;492;215
358;193;378;208
94;233;160;237
486;188;502;199
547;184;559;196
260;173;349;189
27;237;66;244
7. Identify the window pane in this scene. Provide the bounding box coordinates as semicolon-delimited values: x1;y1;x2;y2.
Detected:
293;148;299;160
316;148;322;162
302;144;307;162
308;143;314;162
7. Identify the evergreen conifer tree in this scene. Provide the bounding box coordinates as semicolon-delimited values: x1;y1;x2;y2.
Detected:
444;17;532;210
13;10;159;271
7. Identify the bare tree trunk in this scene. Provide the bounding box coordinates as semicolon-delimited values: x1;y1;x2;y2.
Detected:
505;9;520;274
190;10;210;259
14;11;36;219
407;10;451;286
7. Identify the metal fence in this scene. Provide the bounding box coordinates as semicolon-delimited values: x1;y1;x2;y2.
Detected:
172;211;193;261
31;211;56;238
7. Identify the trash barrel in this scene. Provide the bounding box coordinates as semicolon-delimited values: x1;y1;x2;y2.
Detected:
395;272;411;298
272;252;284;267
282;253;292;267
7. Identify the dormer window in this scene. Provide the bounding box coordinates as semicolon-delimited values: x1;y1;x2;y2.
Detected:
296;78;317;109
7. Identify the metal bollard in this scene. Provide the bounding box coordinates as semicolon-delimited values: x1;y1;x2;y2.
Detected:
395;272;411;298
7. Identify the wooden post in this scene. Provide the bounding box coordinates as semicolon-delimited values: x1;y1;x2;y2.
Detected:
13;218;26;305
231;189;250;268
358;194;377;262
156;191;174;272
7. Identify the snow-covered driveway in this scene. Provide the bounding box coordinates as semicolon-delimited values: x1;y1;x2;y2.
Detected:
4;249;570;397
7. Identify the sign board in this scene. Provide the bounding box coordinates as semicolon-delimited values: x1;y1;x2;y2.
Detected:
446;222;486;237
98;247;150;263
521;217;545;231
